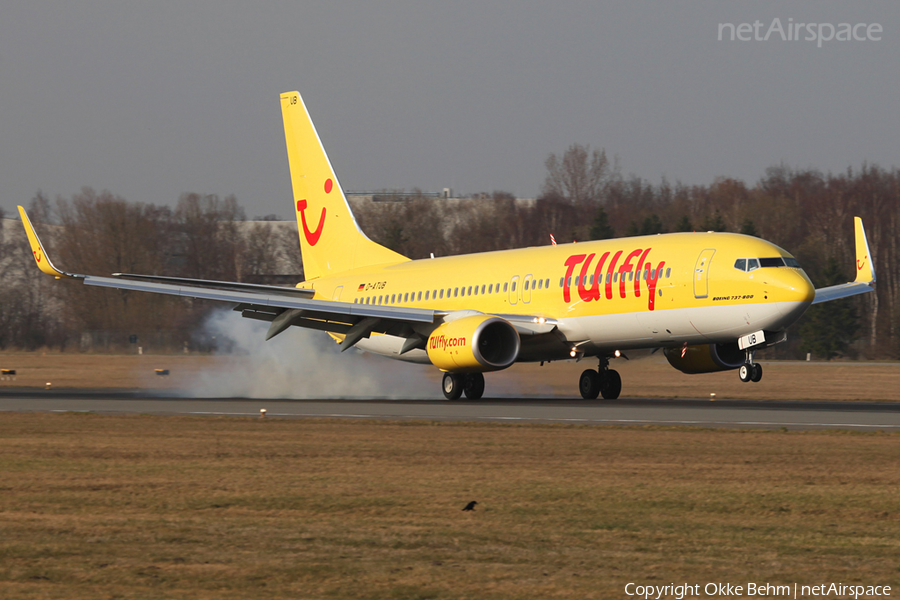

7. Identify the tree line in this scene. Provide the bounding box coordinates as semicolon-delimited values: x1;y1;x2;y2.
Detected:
0;189;301;351
1;149;897;358
353;147;898;360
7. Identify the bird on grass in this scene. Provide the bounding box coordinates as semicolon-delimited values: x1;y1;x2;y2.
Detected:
462;501;478;511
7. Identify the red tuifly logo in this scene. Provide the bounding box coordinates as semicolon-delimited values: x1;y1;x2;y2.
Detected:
34;249;42;263
857;255;868;271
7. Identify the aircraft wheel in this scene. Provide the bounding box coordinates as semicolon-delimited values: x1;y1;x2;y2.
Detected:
442;373;463;400
600;369;622;400
739;364;752;383
750;363;763;383
579;369;601;400
464;373;485;399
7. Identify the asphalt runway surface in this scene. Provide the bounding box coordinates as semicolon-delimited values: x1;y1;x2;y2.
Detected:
2;389;900;431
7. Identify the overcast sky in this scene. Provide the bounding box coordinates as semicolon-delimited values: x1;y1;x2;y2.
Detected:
1;1;898;220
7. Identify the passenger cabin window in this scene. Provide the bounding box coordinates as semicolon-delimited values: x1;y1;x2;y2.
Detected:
503;282;508;292
488;284;493;294
666;268;671;278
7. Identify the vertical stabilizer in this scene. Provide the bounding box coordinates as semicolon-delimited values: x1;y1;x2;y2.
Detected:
280;91;408;279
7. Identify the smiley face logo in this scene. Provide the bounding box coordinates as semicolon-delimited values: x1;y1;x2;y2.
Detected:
295;178;334;246
857;255;868;271
34;248;43;263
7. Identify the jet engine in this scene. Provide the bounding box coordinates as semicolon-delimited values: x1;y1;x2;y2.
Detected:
426;315;520;372
664;342;744;374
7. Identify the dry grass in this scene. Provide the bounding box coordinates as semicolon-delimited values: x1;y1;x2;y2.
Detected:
1;413;898;599
1;351;899;401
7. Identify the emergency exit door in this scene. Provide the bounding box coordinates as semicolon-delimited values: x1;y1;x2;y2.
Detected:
693;249;715;298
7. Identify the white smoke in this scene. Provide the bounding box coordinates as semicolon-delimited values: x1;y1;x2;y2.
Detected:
186;309;439;399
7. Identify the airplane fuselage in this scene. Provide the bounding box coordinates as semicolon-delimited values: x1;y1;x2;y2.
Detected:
300;231;815;364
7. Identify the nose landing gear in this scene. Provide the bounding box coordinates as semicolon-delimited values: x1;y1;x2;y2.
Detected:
579;358;622;400
738;350;763;383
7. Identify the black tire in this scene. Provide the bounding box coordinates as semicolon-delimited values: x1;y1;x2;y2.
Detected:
600;369;622;400
750;363;763;383
739;364;751;383
464;373;485;399
579;369;601;400
442;373;463;400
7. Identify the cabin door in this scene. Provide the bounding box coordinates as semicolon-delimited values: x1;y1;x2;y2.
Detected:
693;249;715;298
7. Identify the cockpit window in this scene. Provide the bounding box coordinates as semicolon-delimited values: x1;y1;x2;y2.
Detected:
734;256;799;272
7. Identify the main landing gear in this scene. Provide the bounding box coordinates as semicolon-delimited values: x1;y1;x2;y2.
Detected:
579;358;621;400
738;350;763;383
442;372;485;400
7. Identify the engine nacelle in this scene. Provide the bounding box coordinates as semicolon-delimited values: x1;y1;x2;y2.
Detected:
426;315;520;372
664;342;744;374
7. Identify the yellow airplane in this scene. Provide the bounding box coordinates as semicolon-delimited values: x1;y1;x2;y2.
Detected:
18;91;876;400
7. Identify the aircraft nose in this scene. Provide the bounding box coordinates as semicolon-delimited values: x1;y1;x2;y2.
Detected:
777;268;815;304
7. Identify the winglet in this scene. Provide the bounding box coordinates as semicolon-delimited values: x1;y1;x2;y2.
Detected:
16;206;80;279
853;216;875;284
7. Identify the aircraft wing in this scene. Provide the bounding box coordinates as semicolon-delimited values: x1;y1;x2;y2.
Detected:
812;217;876;305
18;206;438;342
17;206;560;349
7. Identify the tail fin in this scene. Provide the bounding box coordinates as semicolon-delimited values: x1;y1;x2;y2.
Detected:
280;91;408;280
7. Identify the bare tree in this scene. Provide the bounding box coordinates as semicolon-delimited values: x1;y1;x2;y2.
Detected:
542;144;610;208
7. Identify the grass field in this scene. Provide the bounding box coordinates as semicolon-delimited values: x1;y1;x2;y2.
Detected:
1;413;898;599
1;352;899;401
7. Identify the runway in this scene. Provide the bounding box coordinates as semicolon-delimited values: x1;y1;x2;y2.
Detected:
2;389;900;430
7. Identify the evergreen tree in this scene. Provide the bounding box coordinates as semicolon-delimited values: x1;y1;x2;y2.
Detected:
740;218;758;236
626;221;639;236
639;214;666;235
588;205;615;240
799;257;859;359
701;210;727;232
674;215;693;232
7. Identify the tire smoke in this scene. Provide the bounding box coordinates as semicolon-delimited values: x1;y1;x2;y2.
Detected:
185;309;438;399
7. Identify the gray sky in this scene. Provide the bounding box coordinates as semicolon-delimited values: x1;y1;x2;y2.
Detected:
2;1;898;220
